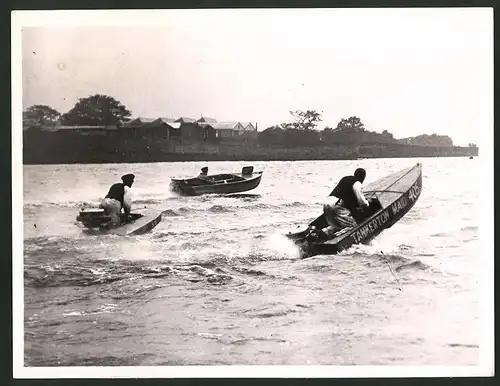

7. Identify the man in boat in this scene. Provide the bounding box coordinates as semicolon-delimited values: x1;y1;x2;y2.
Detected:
198;167;209;177
99;173;135;228
197;166;214;183
307;168;370;242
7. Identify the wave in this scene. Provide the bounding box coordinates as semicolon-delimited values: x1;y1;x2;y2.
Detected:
23;199;168;210
24;200;97;209
177;206;197;213
237;303;301;319
162;209;180;217
24;257;247;289
283;201;309;208
208;205;233;213
24;197;312;212
62;303;120;317
372;252;431;272
150;219;306;241
394;260;430;272
23;231;127;249
332;245;432;273
232;267;267;277
24;264;123;288
133;196;183;205
162;201;310;213
151;230;205;239
221;193;261;199
178;241;214;249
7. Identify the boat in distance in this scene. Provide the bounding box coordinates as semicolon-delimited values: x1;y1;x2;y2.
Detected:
76;207;162;236
170;166;263;196
286;163;423;258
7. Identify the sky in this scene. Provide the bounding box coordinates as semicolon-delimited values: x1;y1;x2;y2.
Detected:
17;8;493;146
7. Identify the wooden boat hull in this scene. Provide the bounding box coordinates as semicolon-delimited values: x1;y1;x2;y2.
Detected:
76;208;162;236
170;167;263;196
286;163;422;258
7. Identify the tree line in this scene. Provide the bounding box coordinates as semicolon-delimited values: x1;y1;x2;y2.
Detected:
23;94;132;128
23;94;458;148
259;111;455;147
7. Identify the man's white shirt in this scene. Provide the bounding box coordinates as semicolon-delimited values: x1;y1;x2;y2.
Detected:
353;181;369;207
123;185;132;213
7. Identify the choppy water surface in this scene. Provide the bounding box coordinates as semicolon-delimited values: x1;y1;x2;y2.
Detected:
22;158;480;366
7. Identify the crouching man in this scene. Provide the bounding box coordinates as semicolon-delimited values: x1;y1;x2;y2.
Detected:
99;173;135;228
308;168;369;242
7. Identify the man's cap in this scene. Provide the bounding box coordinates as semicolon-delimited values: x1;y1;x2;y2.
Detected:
354;168;366;180
121;173;135;182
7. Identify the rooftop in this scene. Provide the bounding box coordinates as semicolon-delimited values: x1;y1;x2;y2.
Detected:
197;117;218;123
175;117;197;123
213;122;241;129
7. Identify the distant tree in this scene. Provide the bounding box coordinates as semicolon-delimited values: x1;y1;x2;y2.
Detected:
280;122;299;131
321;116;366;144
281;110;323;131
335;116;365;132
60;94;132;126
381;130;394;140
468;143;478;148
23;105;61;127
322;118;398;145
261;113;401;147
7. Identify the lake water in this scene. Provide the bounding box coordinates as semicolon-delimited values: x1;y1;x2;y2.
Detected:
19;157;488;374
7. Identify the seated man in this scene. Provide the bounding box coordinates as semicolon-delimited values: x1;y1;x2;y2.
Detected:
99;173;135;228
197;166;214;183
198;167;209;177
308;168;369;242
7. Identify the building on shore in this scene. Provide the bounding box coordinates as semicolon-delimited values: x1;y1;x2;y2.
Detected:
196;116;218;124
179;122;216;140
213;122;245;137
239;122;258;132
122;117;156;128
135;117;181;140
174;117;197;124
23;113;257;142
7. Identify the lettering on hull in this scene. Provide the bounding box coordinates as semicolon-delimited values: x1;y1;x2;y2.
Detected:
349;174;421;246
408;178;422;202
391;196;408;216
351;210;391;244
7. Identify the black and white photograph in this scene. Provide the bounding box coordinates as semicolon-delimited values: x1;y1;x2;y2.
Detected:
12;8;494;378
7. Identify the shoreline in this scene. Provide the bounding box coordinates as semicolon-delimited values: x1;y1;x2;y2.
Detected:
22;153;476;166
22;132;478;165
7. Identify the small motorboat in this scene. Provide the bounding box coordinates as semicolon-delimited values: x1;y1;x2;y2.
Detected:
76;207;162;236
170;166;263;196
285;163;423;258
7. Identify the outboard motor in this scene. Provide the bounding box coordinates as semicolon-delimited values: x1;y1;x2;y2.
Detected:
242;166;254;176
